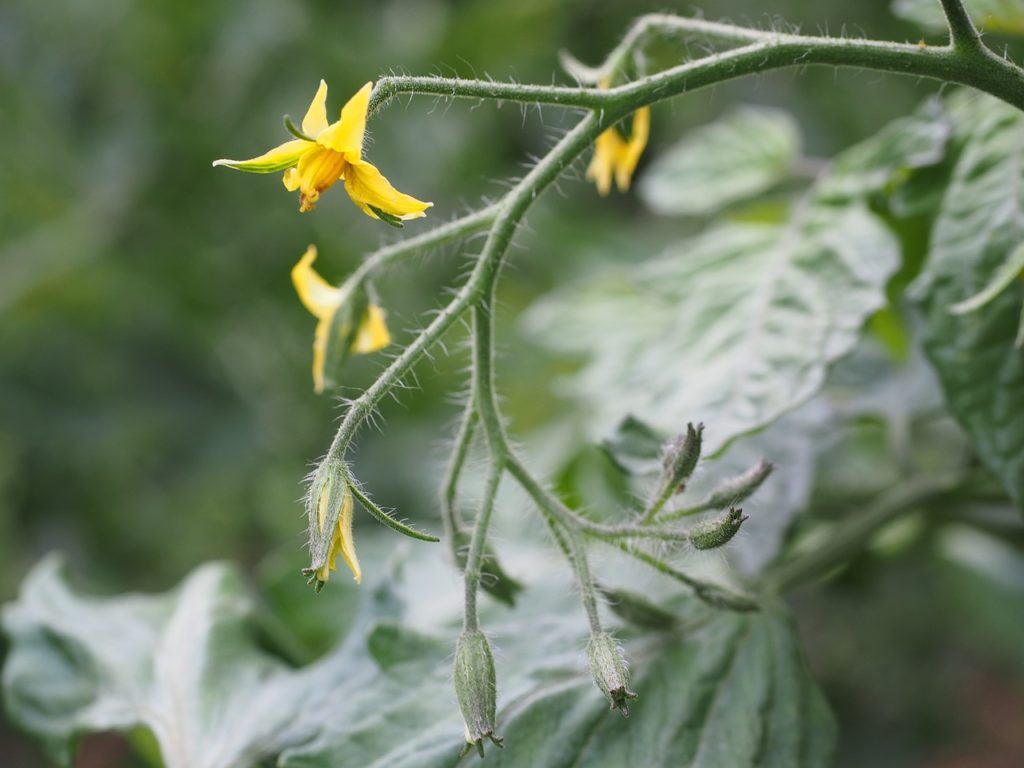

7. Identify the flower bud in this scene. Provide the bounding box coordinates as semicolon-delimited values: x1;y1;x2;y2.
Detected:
690;507;747;550
586;632;637;717
454;629;502;757
702;459;773;510
661;422;703;493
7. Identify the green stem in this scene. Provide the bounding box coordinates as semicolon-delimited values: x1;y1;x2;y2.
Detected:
343;204;500;293
370;75;605;114
440;396;479;565
606;36;1024;115
567;531;603;635
611;541;758;612
763;476;960;593
463;462;503;632
938;0;985;52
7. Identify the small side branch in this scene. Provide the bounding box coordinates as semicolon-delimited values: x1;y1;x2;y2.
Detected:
938;0;985;52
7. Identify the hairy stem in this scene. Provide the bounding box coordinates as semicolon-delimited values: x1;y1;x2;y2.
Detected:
441;396;479;565
463;462;502;631
345;204;500;292
938;0;985;52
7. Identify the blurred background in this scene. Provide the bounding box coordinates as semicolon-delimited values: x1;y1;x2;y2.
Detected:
2;0;1024;765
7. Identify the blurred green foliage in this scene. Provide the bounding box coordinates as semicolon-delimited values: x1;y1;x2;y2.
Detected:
3;0;1024;766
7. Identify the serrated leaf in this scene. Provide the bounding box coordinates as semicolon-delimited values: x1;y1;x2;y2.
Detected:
639;106;800;217
916;94;1024;506
4;549;835;768
1;557;325;768
523;203;899;456
892;0;1024;34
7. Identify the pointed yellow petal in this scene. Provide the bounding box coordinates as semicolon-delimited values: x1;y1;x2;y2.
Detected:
311;315;331;394
317;81;373;157
303;79;329;137
213;139;311;173
292;245;345;319
615;107;650;192
353;305;391;353
344;160;432;221
586;129;622;197
336;487;362;583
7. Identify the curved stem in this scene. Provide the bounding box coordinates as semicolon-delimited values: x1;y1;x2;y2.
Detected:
440;396;479;565
463;461;502;631
606;36;1024;116
344;204;499;293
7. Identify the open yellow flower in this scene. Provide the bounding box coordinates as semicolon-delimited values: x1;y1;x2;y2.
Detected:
315;473;360;585
292;245;390;393
586;80;651;196
214;80;432;221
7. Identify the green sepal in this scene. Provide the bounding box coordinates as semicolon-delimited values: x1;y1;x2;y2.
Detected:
368;205;405;228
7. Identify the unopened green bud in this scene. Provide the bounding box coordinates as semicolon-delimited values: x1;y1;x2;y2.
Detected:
586;632;637;717
662;422;703;492
690;507;747;550
454;629;503;757
702;459;773;510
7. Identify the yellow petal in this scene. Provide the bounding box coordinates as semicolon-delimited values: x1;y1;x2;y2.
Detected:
292;245;345;319
311;315;332;394
615;107;650;192
353;305;391;353
213;139;311;173
344;159;432;221
302;79;329;137
317;81;373;157
586;129;623;197
336;486;361;583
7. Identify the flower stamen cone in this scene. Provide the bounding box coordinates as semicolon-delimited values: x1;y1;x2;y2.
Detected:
291;245;391;393
214;80;432;219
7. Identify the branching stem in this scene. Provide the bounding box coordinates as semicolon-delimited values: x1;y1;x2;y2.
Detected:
312;9;1022;620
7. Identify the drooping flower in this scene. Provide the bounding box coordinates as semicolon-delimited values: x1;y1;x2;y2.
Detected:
311;463;361;586
292;245;390;393
214;80;432;221
586;80;651;196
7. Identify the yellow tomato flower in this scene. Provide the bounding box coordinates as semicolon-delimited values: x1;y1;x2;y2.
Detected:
315;473;361;585
586;80;651;196
214;80;432;221
292;245;391;393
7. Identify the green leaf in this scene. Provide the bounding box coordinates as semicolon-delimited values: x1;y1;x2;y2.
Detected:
3;551;835;767
1;557;323;767
639;106;800;217
523;203;899;457
892;0;1024;34
815;99;951;204
916;94;1024;506
599;414;665;476
947;241;1024;316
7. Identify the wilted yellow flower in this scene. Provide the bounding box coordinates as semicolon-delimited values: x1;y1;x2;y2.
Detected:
214;80;432;221
586;80;650;196
292;245;390;393
314;472;361;585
